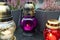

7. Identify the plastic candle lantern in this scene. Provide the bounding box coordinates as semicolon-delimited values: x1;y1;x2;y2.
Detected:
44;19;60;40
20;2;37;36
0;2;16;40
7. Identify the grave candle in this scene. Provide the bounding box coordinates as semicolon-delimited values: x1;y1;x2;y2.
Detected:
0;2;16;40
44;19;60;40
20;2;37;36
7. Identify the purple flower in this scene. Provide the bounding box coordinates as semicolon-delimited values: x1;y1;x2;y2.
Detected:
6;0;39;10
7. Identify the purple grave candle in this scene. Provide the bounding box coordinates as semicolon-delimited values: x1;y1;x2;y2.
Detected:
21;16;37;32
20;2;37;36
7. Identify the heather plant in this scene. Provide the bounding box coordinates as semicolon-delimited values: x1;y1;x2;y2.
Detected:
6;0;39;10
41;0;60;10
7;0;20;10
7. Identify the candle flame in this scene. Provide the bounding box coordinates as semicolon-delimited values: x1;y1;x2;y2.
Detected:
49;33;52;37
26;24;29;27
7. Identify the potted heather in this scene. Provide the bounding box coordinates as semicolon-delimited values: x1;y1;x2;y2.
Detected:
7;0;20;11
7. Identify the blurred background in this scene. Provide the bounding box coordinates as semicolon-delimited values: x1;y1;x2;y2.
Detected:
0;0;60;40
2;0;60;10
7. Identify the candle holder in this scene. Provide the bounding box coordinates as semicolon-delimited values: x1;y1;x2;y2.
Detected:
20;2;37;36
0;2;16;40
44;19;60;40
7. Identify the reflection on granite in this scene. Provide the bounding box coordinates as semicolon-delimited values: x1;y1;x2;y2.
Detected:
14;27;44;40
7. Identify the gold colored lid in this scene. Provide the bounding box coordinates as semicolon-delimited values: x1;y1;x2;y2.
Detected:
0;5;9;13
0;2;11;19
24;2;35;8
24;3;35;9
46;19;60;29
23;2;35;17
0;2;6;5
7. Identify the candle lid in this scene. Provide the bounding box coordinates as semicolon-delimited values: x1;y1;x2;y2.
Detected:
0;2;11;19
24;2;35;9
46;19;60;29
23;2;35;17
0;2;6;5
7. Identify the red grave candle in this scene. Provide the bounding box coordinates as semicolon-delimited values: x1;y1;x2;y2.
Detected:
44;19;60;40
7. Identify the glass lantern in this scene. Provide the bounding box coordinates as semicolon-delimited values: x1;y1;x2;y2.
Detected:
20;2;37;36
0;2;16;40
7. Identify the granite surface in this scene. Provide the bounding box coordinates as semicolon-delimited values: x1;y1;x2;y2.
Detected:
14;27;44;40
